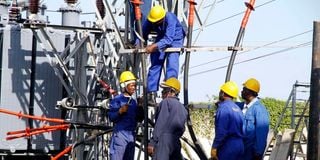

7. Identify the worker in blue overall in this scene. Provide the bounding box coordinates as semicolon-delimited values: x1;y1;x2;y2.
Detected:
238;78;270;160
137;5;186;104
211;81;244;160
108;71;144;160
147;77;188;160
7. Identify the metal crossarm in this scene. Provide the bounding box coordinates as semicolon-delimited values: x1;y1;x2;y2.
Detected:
118;46;247;54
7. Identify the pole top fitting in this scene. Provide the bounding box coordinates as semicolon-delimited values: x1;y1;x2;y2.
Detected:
245;2;255;11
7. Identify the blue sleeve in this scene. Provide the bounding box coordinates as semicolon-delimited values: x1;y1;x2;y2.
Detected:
150;100;170;146
212;107;229;148
254;105;270;155
156;15;177;51
108;97;124;122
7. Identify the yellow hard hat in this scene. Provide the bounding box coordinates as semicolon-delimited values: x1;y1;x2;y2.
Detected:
160;77;181;93
220;81;239;98
119;71;136;83
148;5;166;23
243;78;260;93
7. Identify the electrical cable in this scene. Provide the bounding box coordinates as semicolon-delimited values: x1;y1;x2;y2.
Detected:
190;30;313;69
193;0;277;32
189;41;312;77
203;0;226;9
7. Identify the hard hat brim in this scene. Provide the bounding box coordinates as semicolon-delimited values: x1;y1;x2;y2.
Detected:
148;15;165;23
160;83;169;88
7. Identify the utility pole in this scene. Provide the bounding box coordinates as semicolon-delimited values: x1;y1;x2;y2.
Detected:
308;21;320;160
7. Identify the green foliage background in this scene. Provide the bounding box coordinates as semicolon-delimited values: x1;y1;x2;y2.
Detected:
189;107;215;138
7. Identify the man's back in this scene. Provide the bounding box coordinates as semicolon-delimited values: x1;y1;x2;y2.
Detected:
155;96;187;136
214;99;244;143
213;99;244;160
243;99;269;159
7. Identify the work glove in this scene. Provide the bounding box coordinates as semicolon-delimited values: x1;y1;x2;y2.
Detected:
210;148;218;160
118;104;129;115
146;43;157;54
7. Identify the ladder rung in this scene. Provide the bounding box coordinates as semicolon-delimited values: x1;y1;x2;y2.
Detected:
280;123;292;126
293;141;307;144
296;106;308;109
296;98;308;101
295;153;307;158
293;115;308;117
294;83;310;87
285;106;307;109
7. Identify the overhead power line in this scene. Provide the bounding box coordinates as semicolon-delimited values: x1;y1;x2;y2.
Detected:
189;41;312;77
203;0;226;9
193;0;277;32
190;30;313;69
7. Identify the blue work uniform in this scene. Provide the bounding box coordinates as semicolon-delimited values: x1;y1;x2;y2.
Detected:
140;12;186;92
213;99;244;160
108;94;144;160
239;98;270;160
150;96;188;160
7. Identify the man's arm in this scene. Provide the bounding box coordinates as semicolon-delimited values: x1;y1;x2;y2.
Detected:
156;14;177;51
254;103;270;156
108;99;121;122
212;107;230;148
108;97;129;122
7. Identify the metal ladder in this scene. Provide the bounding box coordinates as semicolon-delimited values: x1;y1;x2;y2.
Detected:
265;81;310;160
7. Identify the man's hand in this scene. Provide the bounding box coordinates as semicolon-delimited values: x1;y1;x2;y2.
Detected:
118;104;129;114
210;148;218;160
146;44;157;54
147;145;155;156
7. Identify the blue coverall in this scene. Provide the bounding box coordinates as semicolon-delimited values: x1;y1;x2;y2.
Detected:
212;99;244;160
108;94;144;160
150;97;188;160
140;12;186;92
239;98;270;160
